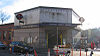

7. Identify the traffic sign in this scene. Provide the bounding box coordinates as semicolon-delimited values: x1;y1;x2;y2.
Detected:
79;17;85;23
16;14;23;20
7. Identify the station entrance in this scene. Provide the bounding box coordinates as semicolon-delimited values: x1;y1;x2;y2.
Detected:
44;26;72;48
14;23;77;48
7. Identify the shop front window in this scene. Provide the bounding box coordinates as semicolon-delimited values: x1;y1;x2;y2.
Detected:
9;31;12;40
3;31;7;40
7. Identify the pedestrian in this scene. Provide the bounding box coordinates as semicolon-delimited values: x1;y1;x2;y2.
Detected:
90;51;93;56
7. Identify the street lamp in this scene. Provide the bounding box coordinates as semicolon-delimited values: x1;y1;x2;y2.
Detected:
79;17;85;48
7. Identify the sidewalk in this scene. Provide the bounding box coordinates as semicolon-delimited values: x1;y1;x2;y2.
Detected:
72;51;100;56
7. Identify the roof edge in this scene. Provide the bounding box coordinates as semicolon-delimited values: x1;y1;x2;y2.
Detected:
0;23;14;26
15;6;72;14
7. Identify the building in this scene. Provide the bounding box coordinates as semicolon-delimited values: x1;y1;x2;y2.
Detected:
83;29;100;48
14;6;80;48
0;23;14;45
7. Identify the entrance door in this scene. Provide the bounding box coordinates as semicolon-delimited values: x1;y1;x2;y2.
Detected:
46;30;63;48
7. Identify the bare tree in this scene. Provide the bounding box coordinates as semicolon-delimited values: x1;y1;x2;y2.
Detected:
0;10;10;24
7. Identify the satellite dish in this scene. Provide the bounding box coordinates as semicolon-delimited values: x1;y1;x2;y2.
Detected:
16;14;23;20
79;17;85;23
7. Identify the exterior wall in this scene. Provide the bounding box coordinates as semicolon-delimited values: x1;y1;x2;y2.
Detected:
0;23;14;45
40;8;72;23
14;28;39;48
39;27;47;48
14;9;40;26
14;7;72;26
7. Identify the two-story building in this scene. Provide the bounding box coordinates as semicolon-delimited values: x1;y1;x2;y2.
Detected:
0;23;14;45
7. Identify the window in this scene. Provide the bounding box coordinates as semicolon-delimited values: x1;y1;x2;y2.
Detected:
3;31;7;40
9;31;12;40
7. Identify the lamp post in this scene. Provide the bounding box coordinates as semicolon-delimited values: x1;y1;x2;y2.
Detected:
78;17;85;56
56;25;59;56
79;17;85;48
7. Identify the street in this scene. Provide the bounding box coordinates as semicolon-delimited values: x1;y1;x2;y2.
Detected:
0;49;34;56
0;49;18;56
0;49;100;56
72;50;100;56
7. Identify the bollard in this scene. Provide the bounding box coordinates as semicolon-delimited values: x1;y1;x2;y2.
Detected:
71;48;73;56
80;48;81;56
48;48;50;56
86;51;87;56
34;49;37;56
56;46;59;56
26;52;28;56
63;50;65;56
9;47;12;53
54;45;59;56
63;45;65;56
63;47;65;56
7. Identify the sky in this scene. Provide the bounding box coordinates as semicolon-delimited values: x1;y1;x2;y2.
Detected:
0;0;100;30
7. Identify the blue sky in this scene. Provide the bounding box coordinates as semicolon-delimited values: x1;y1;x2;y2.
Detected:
0;0;100;30
0;0;16;8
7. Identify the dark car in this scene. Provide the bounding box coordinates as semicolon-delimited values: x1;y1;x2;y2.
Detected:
0;41;6;49
9;41;33;54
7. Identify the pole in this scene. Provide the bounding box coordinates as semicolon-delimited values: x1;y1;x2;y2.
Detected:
60;33;63;45
47;33;48;48
80;48;81;56
34;49;37;56
57;27;58;46
48;48;50;56
10;47;12;53
63;50;65;56
81;22;83;48
71;48;73;56
26;52;28;56
57;27;58;56
86;51;87;56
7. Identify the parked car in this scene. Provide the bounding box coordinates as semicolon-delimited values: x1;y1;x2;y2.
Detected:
9;41;33;54
0;41;6;49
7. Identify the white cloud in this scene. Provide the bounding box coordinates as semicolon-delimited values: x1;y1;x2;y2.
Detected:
0;1;2;5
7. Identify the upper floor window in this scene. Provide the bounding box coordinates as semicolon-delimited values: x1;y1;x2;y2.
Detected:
9;31;12;40
3;31;7;40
